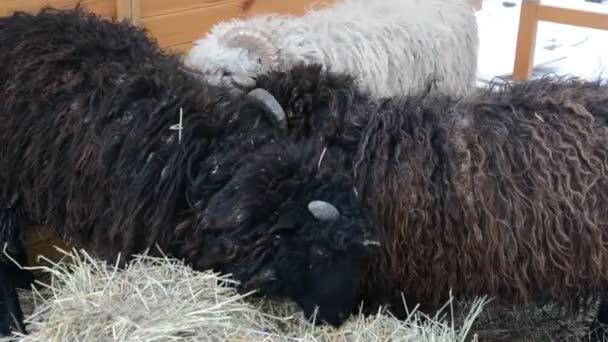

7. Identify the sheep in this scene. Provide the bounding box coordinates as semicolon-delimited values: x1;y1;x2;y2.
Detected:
0;8;381;336
5;6;608;338
244;65;608;332
184;0;480;99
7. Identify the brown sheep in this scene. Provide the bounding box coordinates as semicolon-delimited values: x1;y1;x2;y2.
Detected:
251;65;608;333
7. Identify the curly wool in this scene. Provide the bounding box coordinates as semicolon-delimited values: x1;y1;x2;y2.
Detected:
0;8;364;278
185;0;479;98
253;65;608;313
0;10;392;333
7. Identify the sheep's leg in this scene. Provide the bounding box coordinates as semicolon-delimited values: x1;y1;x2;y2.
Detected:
585;299;608;341
0;265;27;337
597;299;608;323
0;206;33;336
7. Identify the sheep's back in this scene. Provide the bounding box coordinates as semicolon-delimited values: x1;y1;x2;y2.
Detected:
0;8;219;261
300;0;479;98
359;77;608;312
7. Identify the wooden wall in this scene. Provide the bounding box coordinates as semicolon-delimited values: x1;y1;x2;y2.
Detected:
1;0;328;55
0;0;116;18
118;0;329;55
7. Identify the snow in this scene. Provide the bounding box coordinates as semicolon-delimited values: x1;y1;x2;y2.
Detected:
475;0;608;84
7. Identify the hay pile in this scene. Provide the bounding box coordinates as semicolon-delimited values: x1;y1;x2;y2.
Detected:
0;248;487;342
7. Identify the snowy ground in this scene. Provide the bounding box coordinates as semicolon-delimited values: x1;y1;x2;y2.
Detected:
475;0;608;84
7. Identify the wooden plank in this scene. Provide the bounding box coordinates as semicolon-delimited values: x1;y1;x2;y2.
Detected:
139;0;329;50
166;42;194;57
243;0;329;17
512;0;540;81
537;4;608;31
24;225;58;245
0;0;83;16
0;0;116;18
24;226;73;267
86;0;115;17
541;0;608;13
26;237;72;266
139;0;326;19
140;0;237;18
116;0;131;20
131;0;140;24
139;2;245;48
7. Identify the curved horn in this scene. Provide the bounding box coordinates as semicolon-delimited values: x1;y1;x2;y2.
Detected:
308;200;340;221
230;73;256;90
220;26;279;69
247;88;287;130
362;240;381;247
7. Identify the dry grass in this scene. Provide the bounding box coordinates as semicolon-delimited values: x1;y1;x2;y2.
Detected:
0;248;488;342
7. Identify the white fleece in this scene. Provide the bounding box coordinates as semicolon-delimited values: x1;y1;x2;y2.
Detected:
185;0;479;98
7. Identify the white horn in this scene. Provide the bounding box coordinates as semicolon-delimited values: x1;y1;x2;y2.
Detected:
230;73;256;90
220;26;279;69
308;200;340;221
247;88;287;130
363;240;381;247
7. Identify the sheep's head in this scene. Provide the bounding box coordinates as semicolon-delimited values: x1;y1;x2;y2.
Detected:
181;89;379;327
200;170;377;326
185;24;279;90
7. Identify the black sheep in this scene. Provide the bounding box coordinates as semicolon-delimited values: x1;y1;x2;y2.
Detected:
0;8;379;335
249;64;608;335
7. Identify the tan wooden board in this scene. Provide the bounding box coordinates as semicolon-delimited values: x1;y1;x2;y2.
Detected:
243;0;328;16
24;226;73;266
138;0;329;49
139;1;245;48
513;0;608;81
139;0;326;19
537;5;608;31
141;0;240;18
512;0;540;81
167;41;194;57
0;0;116;18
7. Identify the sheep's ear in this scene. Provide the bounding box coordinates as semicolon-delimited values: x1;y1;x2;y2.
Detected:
220;26;279;69
247;88;287;130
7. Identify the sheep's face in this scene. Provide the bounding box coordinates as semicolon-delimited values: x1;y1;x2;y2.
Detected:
185;25;278;89
193;146;378;327
256;176;376;327
184;41;264;88
185;30;267;89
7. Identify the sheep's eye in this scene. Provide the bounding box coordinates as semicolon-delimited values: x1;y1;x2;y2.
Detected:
222;70;233;77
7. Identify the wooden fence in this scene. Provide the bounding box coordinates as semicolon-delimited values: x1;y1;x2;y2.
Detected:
1;0;328;55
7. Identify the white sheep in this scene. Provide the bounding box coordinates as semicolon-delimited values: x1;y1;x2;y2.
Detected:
184;0;480;98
